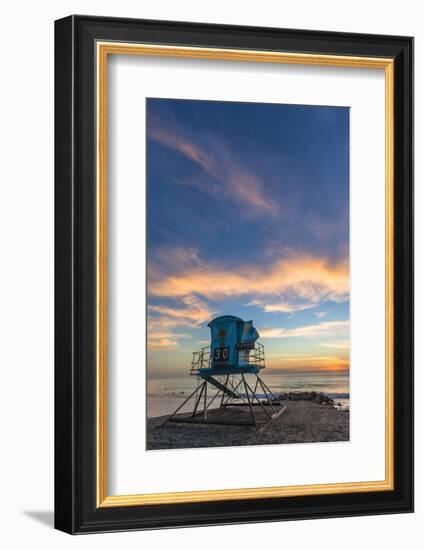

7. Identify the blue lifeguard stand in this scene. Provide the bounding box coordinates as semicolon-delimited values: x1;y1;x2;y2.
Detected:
199;315;261;375
162;316;286;429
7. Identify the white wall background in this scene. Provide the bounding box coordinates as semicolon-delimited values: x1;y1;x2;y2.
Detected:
0;0;420;547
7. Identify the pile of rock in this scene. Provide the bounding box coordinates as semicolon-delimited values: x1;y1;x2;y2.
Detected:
277;391;336;407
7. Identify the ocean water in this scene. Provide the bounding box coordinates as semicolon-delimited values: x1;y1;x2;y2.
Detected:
147;371;349;418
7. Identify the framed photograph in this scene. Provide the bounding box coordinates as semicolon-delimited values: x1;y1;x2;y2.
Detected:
54;15;413;533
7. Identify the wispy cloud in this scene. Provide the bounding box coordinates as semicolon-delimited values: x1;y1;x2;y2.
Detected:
260;320;349;340
147;333;181;351
149;123;213;172
319;340;349;350
149;249;349;307
148;118;278;216
314;311;329;318
147;312;191;350
148;296;213;327
249;297;319;314
147;296;213;350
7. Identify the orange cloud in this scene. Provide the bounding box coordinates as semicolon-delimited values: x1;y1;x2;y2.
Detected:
148;120;278;215
148;336;180;351
146;316;188;350
148;295;213;327
148;304;211;324
146;319;188;349
149;252;349;307
147;296;212;350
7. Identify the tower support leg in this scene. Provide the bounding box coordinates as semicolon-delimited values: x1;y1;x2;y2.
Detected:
220;375;229;408
159;382;205;427
242;374;257;428
256;376;276;415
192;381;206;417
161;372;286;430
244;376;273;420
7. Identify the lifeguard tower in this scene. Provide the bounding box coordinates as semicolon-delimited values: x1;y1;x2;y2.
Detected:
162;315;286;430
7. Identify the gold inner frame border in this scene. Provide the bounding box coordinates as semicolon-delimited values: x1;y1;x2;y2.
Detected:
96;42;394;508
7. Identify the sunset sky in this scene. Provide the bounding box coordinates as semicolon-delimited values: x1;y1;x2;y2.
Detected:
146;98;349;379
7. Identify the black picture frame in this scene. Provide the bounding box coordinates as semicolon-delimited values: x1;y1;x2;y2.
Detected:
55;15;414;534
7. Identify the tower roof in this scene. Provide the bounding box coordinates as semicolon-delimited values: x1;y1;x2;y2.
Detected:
207;315;244;327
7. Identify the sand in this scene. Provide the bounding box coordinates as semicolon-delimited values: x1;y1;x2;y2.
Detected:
147;400;349;450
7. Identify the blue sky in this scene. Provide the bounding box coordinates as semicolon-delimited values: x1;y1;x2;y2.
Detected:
146;98;349;379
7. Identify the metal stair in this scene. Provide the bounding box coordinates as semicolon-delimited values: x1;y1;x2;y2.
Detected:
203;376;238;399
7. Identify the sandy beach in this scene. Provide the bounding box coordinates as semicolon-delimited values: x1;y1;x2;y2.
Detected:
147;396;349;450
